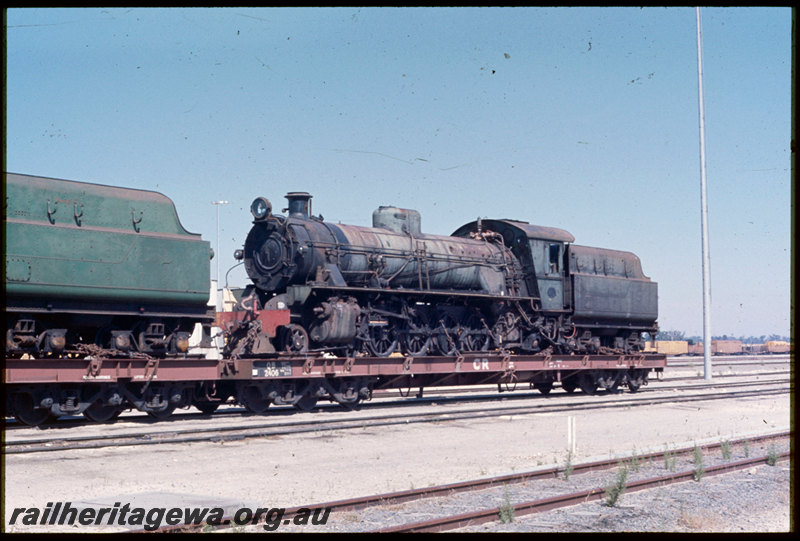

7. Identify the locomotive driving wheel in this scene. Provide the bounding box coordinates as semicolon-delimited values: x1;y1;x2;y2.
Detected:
401;312;431;356
366;322;399;357
434;313;459;356
459;312;490;352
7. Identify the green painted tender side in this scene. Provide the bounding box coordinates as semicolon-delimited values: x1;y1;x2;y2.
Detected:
5;173;211;309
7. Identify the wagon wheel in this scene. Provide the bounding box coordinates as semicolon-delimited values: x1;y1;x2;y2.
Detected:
561;376;578;394
401;312;432;356
193;402;220;415
193;392;229;414
578;372;598;395
294;393;318;412
533;381;553;396
147;404;176;420
12;393;53;426
627;369;645;393
459;312;490;352
240;386;270;414
604;371;624;394
83;402;123;423
434;313;459;356
282;324;309;354
366;322;399;357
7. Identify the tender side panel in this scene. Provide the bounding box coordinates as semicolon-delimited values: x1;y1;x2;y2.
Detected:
571;273;658;323
5;173;211;308
6;221;210;305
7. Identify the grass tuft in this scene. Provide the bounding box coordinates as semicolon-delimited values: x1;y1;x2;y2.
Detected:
604;464;629;507
692;445;705;481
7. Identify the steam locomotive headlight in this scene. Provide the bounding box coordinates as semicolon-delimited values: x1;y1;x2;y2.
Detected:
251;197;272;221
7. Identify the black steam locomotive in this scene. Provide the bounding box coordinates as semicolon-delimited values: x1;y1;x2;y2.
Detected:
228;192;658;358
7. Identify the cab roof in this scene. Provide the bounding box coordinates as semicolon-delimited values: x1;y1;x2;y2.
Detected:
452;219;575;243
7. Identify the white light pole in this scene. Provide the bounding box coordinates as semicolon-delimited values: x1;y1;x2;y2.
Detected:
211;200;229;311
696;7;712;380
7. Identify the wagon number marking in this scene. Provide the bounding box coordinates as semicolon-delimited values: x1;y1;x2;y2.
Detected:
252;361;292;378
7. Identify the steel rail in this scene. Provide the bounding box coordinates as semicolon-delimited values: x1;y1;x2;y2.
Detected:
140;431;790;533
666;360;790;368
4;382;790;455
374;449;792;533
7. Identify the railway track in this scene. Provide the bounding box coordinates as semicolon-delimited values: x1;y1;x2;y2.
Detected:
142;430;791;533
4;377;790;455
666;357;790;368
379;448;792;533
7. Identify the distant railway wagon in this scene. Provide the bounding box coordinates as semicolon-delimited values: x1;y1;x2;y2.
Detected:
687;342;703;355
644;340;689;356
655;340;788;357
688;340;749;356
711;340;743;355
765;341;790;354
743;343;768;355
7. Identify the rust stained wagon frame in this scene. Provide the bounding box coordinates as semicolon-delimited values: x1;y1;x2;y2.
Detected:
4;353;666;385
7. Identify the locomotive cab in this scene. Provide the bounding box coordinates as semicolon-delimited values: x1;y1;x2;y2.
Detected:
451;219;575;311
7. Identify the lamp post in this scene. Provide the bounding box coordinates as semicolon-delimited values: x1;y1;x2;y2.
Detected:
696;7;712;380
211;200;229;311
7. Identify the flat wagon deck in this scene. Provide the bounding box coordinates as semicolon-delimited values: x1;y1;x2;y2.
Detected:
5;352;666;425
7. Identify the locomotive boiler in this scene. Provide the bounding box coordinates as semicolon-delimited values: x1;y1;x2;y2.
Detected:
231;192;658;362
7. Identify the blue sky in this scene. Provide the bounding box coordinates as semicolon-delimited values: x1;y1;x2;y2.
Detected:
5;7;792;337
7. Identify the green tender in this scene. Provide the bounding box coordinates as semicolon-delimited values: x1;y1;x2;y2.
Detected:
5;173;211;307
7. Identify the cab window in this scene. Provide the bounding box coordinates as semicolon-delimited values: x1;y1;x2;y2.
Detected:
548;243;561;275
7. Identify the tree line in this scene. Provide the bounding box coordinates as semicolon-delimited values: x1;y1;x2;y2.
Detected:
654;330;790;344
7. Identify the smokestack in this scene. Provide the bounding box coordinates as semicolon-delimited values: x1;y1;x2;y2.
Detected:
285;192;312;219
